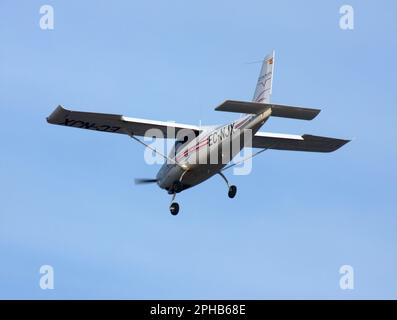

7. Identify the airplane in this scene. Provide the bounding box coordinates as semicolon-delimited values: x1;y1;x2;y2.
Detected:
47;51;349;215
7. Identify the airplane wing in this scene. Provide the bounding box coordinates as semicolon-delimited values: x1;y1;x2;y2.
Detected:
46;105;201;138
252;132;350;153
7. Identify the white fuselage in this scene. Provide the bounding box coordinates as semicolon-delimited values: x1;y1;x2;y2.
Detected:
156;109;271;193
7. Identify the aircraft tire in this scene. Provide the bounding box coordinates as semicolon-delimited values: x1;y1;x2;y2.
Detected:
170;202;179;215
228;185;237;198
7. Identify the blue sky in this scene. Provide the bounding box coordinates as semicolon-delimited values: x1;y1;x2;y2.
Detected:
1;0;396;299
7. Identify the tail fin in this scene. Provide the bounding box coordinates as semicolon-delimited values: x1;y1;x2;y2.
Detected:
252;51;275;104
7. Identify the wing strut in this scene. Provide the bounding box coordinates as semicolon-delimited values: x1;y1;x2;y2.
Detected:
221;147;271;172
127;132;185;169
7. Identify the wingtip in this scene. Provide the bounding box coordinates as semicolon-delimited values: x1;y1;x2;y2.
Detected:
47;105;69;124
309;109;321;120
330;138;351;152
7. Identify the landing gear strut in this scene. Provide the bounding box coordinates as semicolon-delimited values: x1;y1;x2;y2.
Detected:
218;172;237;199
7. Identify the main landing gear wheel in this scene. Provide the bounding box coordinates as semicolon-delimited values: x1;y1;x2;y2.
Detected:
170;202;179;215
228;185;237;198
218;172;237;199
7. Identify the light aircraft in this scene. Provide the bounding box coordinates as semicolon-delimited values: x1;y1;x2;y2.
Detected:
47;51;349;215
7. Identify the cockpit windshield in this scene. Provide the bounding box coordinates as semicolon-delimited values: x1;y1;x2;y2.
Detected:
173;135;190;155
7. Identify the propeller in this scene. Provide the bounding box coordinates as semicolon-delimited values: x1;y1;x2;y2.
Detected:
134;178;158;185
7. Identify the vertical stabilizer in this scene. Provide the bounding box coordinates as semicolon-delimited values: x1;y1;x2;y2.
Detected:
252;51;275;104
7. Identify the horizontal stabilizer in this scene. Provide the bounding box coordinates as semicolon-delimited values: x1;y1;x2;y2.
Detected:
252;132;350;153
215;100;320;120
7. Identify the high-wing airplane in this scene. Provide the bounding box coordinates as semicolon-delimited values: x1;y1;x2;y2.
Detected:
47;51;349;215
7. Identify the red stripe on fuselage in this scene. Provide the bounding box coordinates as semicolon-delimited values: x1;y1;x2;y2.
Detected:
175;138;209;161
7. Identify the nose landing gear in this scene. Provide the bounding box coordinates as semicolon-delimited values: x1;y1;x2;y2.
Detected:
168;171;189;216
167;171;237;215
169;192;179;215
